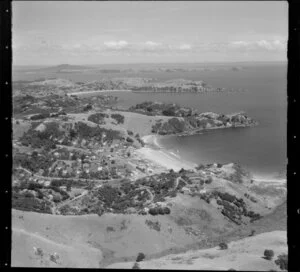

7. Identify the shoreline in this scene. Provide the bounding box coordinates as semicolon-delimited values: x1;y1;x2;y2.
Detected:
163;122;258;138
136;134;197;171
252;176;286;185
138;135;286;185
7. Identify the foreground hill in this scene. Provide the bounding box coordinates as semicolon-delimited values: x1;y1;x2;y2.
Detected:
12;195;286;268
108;231;287;271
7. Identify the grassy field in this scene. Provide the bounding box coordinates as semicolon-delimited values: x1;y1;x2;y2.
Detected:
108;230;287;270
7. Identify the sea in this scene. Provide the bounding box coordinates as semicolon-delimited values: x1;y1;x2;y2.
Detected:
13;62;287;181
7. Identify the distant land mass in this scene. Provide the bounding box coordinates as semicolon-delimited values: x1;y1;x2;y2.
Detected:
13;77;246;95
40;64;94;73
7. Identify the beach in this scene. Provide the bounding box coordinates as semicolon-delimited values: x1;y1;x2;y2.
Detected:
136;135;197;172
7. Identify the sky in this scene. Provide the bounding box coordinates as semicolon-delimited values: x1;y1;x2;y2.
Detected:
12;1;288;65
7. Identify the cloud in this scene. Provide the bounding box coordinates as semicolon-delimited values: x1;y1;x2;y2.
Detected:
103;40;129;50
13;37;287;61
144;41;160;47
228;39;286;51
178;44;192;50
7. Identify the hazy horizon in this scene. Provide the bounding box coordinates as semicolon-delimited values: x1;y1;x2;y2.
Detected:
13;1;287;65
13;60;287;68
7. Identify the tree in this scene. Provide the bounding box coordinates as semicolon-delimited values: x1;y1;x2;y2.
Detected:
69;129;77;139
148;207;159;216
263;249;274;260
249;230;255;237
132;262;140;269
66;183;72;192
274;254;288;270
179;168;185;174
53;195;62;203
163;207;171;214
31;151;38;158
219;242;228;250
136;252;145;262
205;176;213;184
162;107;176;116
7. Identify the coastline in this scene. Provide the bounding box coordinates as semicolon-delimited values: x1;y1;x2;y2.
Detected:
137;135;286;185
162;122;258;138
136;134;197;171
252;176;286;185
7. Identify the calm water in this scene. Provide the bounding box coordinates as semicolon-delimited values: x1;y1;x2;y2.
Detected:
13;63;287;179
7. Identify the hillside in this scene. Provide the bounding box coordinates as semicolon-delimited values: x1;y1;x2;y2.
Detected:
12;76;286;269
107;231;287;270
12;193;286;268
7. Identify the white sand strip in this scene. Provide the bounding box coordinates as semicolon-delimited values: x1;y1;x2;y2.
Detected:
137;134;197;171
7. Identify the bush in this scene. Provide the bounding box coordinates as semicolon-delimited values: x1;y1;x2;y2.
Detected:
34;247;44;257
27;182;43;190
162;107;176;116
148;207;159;216
66;183;71;192
205;176;213;184
158;207;165;215
106;226;115;232
219;242;228;250
126;137;134;143
111;113;125;124
87;112;108;125
83;104;92;112
30;113;50;120
136;252;145;262
52;194;62;203
163;206;171;214
132;262;140;269
145;220;161;231
50;253;59;263
218;192;236;203
12;192;52;214
274;254;288;270
263;249;274;260
249;230;255;237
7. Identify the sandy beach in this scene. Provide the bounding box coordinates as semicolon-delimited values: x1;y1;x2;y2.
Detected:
136;135;197;171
